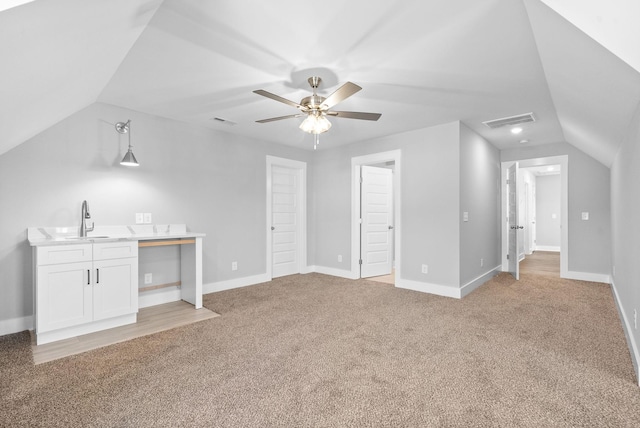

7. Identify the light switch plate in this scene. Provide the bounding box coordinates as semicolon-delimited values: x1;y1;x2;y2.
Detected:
143;213;152;224
463;212;469;222
135;213;144;224
581;212;589;220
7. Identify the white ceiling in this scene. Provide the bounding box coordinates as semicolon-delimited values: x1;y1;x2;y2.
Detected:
1;0;639;166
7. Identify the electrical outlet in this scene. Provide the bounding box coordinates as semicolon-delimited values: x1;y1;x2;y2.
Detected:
231;261;238;271
135;213;144;224
480;258;484;267
143;213;152;224
144;273;152;284
338;255;343;262
421;264;428;274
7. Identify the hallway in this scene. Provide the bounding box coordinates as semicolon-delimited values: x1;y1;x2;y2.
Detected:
520;251;560;277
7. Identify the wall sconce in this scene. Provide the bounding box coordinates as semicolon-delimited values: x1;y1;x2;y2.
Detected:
115;120;139;167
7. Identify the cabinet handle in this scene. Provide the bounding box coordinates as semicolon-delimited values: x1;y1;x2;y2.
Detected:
96;268;99;284
87;270;90;285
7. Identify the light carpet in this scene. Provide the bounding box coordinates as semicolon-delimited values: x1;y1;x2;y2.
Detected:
1;272;639;427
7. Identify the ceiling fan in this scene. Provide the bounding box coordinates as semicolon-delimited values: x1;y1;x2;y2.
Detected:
253;77;382;149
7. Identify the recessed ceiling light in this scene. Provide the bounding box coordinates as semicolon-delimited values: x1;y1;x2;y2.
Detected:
519;139;529;144
511;127;523;134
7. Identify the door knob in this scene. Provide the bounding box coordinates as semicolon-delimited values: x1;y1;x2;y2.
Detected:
388;225;394;230
271;226;275;231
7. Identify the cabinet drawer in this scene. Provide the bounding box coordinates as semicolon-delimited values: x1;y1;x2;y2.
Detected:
93;241;138;260
37;244;93;265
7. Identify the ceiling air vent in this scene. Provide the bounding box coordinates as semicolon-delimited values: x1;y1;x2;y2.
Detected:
210;117;236;126
482;112;535;129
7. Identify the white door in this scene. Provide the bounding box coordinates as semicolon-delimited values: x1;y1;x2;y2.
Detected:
360;166;393;278
507;162;520;280
271;166;299;278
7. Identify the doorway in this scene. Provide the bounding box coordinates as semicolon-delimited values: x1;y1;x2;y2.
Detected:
501;155;568;279
519;164;561;277
351;150;401;283
266;156;307;279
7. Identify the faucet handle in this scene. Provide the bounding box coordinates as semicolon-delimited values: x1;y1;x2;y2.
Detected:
87;222;95;232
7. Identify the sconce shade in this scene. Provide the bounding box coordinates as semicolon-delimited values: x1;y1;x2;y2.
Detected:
120;148;139;166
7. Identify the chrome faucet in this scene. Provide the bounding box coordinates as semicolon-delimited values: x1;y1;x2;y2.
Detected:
80;200;94;237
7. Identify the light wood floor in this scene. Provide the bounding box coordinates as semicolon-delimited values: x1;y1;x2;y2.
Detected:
366;269;395;285
520;251;560;277
31;301;219;365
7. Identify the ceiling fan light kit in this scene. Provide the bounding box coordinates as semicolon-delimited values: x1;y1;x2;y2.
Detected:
254;76;381;150
299;113;332;134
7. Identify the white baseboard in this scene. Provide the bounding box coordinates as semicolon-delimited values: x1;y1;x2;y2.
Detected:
203;273;270;294
611;280;640;387
461;265;501;298
563;270;610;284
0;315;33;336
35;313;136;345
308;265;359;280
535;245;561;252
396;278;461;299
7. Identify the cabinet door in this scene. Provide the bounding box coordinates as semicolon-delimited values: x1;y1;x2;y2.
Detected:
36;261;93;332
93;258;138;321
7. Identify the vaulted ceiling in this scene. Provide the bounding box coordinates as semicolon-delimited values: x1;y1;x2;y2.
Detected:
1;0;639;166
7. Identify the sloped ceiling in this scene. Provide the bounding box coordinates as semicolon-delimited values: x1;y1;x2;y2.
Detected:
0;0;163;155
1;0;638;166
525;0;640;166
540;0;640;73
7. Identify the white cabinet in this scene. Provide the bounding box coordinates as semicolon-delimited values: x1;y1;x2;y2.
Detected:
34;241;138;345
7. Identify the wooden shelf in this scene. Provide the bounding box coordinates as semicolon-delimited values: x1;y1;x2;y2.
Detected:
138;239;196;248
139;281;181;293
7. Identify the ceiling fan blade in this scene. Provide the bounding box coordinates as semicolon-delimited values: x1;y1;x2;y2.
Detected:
253;89;303;109
256;114;304;123
321;82;362;109
326;111;382;121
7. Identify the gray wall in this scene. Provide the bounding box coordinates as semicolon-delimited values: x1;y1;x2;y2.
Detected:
535;174;561;248
501;142;611;275
610;101;640;378
313;121;501;289
313;122;462;286
459;123;500;285
0;102;312;324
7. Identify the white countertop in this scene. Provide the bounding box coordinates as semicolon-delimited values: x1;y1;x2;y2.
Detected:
27;224;205;247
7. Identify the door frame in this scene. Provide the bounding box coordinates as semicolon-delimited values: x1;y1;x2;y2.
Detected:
266;156;307;280
501;155;568;277
351;150;402;281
